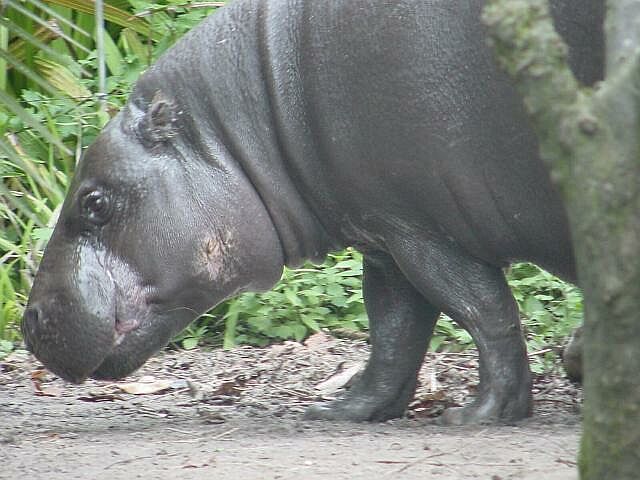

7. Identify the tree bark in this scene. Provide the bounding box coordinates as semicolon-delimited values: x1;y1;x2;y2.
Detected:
606;0;640;73
483;1;640;478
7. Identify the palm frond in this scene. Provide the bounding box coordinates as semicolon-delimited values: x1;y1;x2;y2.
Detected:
0;48;59;95
0;16;89;77
43;0;161;40
5;0;92;53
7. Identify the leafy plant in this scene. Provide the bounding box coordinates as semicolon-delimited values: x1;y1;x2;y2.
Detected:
171;321;213;350
431;316;474;352
508;263;583;372
216;249;367;348
0;261;23;354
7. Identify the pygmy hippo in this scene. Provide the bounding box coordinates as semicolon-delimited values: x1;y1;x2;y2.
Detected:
22;0;604;424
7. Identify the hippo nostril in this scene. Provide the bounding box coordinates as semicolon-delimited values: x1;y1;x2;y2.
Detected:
22;304;45;351
24;305;43;327
23;303;51;334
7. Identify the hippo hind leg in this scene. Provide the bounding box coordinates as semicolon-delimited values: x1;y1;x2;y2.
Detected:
305;251;439;422
389;235;532;425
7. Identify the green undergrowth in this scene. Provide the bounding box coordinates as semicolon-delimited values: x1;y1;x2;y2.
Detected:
509;262;582;372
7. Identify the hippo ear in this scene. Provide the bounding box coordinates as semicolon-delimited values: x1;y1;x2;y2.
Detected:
140;90;177;144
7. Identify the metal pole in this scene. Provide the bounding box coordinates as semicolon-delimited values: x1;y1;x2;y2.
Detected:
95;0;106;112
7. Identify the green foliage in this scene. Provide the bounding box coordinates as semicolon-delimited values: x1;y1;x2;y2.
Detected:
430;316;474;353
1;262;23;353
0;52;126;353
182;257;582;375
508;262;583;372
217;249;367;348
171;321;213;350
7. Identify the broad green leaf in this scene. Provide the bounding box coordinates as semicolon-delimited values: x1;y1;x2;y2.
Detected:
181;337;198;350
284;288;302;306
291;324;307;342
301;316;320;332
35;58;91;98
222;309;239;350
31;227;53;242
429;335;445;352
102;28;124;76
268;325;291;339
523;295;546;316
120;27;148;62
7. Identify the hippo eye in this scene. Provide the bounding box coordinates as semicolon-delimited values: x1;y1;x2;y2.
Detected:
81;190;111;224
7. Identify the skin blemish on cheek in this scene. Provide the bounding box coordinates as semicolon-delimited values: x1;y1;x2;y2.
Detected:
204;238;219;258
197;230;234;281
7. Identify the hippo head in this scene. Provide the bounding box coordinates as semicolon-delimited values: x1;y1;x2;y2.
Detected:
22;91;284;382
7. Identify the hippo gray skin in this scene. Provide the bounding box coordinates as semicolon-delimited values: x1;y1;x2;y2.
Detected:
22;0;604;425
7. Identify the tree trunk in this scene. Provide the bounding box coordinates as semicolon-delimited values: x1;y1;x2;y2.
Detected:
483;1;640;478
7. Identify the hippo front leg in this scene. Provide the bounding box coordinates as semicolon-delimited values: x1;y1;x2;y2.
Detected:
388;235;533;425
305;252;439;422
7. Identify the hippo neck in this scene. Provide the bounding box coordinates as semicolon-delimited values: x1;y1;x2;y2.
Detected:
133;1;340;267
221;122;337;268
204;1;342;268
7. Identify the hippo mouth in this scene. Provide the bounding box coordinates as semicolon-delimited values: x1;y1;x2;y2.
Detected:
114;314;142;345
89;307;193;382
87;289;168;381
23;233;225;383
111;278;151;335
113;293;144;346
88;281;205;381
22;276;186;384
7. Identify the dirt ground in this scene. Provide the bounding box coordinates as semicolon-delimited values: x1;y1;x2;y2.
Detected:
1;333;582;480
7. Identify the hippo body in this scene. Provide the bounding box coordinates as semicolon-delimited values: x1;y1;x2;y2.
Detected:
23;0;604;424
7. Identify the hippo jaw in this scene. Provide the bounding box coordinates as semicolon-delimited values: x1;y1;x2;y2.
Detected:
23;281;203;383
22;223;234;383
22;247;180;383
23;237;255;383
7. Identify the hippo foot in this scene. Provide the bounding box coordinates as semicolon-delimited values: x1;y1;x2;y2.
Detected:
562;325;583;383
438;393;533;426
304;394;405;422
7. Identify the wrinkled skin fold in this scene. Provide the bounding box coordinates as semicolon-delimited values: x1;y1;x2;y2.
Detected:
23;0;603;424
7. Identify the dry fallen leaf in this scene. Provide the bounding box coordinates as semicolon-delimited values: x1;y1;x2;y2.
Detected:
30;369;63;397
314;363;363;396
117;379;174;395
408;390;451;418
212;380;243;396
197;407;226;424
30;369;49;381
33;384;63;397
303;331;334;349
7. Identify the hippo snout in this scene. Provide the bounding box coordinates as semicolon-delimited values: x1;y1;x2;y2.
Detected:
22;293;117;383
22;285;193;383
22;298;64;351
